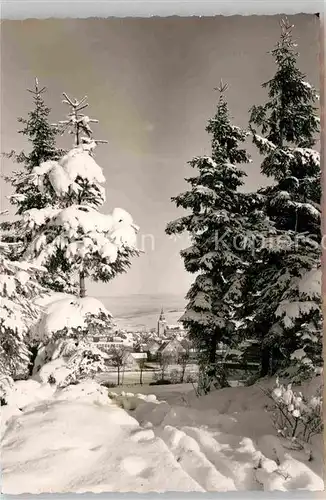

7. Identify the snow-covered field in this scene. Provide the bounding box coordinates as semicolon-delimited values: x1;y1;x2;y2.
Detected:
1;377;323;494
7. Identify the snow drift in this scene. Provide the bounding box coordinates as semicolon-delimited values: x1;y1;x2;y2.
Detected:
0;378;323;494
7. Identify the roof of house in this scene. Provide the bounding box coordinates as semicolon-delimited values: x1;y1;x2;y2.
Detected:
157;339;185;353
157;341;169;352
145;339;160;348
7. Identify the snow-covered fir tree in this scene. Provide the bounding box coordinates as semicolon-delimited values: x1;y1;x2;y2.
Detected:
4;78;64;213
1;79;76;293
166;83;257;394
0;218;45;401
243;19;321;378
20;93;139;383
22;93;140;298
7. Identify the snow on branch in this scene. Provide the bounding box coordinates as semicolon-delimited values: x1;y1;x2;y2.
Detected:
33;294;112;341
32;143;106;199
24;205;139;273
291;148;320;166
58;92;108;146
190;291;212;311
276;301;320;329
252;134;276;153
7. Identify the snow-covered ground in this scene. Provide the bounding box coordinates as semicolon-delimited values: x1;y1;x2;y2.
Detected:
0;377;323;494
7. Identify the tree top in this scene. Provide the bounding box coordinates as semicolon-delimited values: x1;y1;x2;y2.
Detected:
214;80;229;94
27;77;46;97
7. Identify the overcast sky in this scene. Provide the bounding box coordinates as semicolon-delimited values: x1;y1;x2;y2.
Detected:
1;15;319;297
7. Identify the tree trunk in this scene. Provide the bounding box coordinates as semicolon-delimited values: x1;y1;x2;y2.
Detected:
28;344;39;376
209;333;218;365
260;346;271;377
180;366;186;383
140;369;143;385
117;366;120;386
79;270;86;298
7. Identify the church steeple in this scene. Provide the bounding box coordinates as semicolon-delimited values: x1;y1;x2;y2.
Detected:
159;307;165;321
157;307;167;337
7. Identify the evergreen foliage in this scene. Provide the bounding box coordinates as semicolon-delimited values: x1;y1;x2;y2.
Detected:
0;221;45;400
166;82;256;393
4;78;64;214
243;19;321;378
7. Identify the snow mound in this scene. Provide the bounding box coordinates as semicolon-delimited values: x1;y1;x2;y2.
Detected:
108;391;158;411
1;379;56;438
183;379;273;414
116;383;323;492
54;379;110;405
4;379;55;410
0;405;22;439
34;292;76;308
255;456;323;491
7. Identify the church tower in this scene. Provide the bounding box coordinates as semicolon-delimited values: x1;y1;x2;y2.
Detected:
157;307;167;337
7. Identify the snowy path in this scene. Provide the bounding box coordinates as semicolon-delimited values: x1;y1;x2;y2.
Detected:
109;383;324;493
1;383;202;493
0;379;323;494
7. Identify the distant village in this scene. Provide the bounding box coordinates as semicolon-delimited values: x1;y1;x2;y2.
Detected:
88;308;260;380
89;308;195;371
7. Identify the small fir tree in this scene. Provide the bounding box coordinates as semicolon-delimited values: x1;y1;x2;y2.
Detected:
4;78;64;214
166;83;256;393
2;79;76;293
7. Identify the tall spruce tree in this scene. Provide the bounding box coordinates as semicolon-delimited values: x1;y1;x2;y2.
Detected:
166;83;256;394
244;18;321;379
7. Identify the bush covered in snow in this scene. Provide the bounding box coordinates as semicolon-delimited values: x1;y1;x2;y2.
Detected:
56;341;107;387
31;294;112;387
33;340;108;389
264;377;323;449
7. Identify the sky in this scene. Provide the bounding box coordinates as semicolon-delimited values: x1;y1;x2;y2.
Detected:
0;15;319;298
